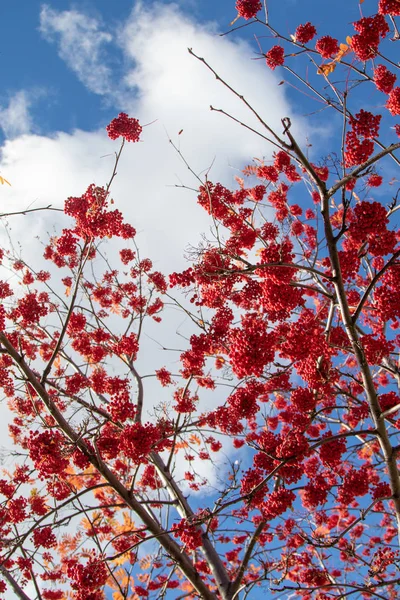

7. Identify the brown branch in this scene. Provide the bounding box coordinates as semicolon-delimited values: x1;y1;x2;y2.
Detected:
0;333;220;600
318;187;400;543
352;250;400;323
327;143;400;198
188;48;289;149
0;565;33;600
230;520;266;599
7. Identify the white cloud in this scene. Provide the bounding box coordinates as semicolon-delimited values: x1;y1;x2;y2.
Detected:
39;4;114;96
0;91;33;138
7;2;304;268
0;3;307;469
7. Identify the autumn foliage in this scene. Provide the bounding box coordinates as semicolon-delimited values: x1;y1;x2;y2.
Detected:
0;2;400;599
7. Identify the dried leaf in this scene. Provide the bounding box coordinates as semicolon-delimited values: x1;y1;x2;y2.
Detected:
189;433;201;446
317;62;337;76
0;176;11;186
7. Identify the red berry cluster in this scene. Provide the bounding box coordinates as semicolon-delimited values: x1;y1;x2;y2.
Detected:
265;45;285;70
344;131;374;167
106;112;142;142
378;0;400;15
315;36;339;58
367;174;383;187
349;109;381;139
351;14;389;61
386;87;400;116
374;64;397;93
172;518;203;550
294;22;317;44
235;0;262;19
67;555;108;600
32;526;57;548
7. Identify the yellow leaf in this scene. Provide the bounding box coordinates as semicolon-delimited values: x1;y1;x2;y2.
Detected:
111;551;130;568
317;62;337;76
139;556;152;570
0;176;11;186
339;43;348;51
346;36;353;45
314;525;329;537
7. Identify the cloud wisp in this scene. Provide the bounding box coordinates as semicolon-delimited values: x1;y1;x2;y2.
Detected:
39;4;115;96
0;90;34;139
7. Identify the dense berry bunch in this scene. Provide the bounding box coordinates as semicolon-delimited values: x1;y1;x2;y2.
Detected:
32;526;57;548
265;45;285;70
315;36;339;58
351;14;389;60
378;0;400;14
294;22;317;44
349;109;381;139
172;519;203;550
386;87;400;116
68;555;108;598
367;174;383;187
235;0;262;19
106;112;142;142
344;131;374;166
374;64;397;93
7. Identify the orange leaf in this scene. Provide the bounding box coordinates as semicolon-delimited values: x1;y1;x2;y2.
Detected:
314;525;329;537
189;434;201;446
317;62;337;76
140;556;152;570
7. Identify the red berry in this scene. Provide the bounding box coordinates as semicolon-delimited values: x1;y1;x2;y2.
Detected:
315;36;339;58
294;22;317;44
265;45;285;70
235;0;262;19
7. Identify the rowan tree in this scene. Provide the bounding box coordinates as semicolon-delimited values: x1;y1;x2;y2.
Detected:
0;1;400;599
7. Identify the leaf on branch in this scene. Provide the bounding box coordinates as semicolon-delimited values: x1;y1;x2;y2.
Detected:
112;553;131;566
317;62;337;76
318;40;353;76
335;43;352;62
189;433;201;445
0;175;11;186
140;556;152;570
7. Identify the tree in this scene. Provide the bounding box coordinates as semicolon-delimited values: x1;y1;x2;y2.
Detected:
0;1;400;599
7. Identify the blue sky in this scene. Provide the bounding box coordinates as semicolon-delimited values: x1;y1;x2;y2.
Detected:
0;0;366;141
